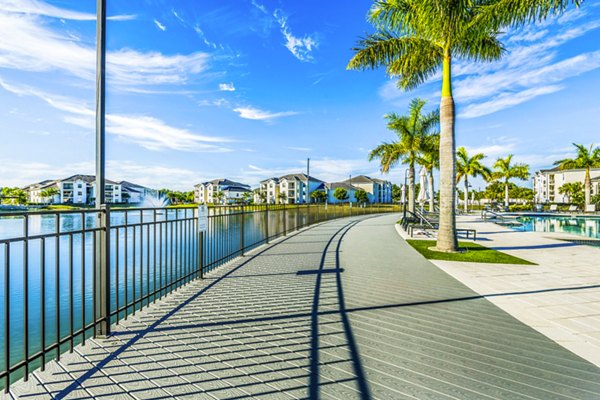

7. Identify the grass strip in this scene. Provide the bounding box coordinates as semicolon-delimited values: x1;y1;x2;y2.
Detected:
406;240;535;265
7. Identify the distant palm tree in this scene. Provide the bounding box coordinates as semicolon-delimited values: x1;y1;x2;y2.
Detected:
418;133;440;211
456;147;491;213
368;98;438;214
493;155;530;208
554;143;600;207
214;191;225;205
348;0;581;252
277;192;287;204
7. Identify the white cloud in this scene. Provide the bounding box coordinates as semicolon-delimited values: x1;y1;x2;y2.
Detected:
233;106;298;121
218;82;235;91
273;10;318;62
459;85;564;119
153;19;166;31
284;146;312;152
198;98;228;107
0;0;135;21
0;79;232;152
0;7;210;88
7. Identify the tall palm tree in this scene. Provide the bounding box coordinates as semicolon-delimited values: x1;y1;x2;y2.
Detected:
554;143;600;207
369;98;438;214
456;147;491;213
348;0;582;252
492;154;530;208
418;133;439;211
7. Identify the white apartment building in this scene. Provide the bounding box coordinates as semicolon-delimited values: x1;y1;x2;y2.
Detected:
343;175;393;203
533;167;600;203
194;179;251;204
119;181;156;204
260;174;325;204
26;175;122;204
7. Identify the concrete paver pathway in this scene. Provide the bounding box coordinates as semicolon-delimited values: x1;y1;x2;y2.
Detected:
5;214;600;399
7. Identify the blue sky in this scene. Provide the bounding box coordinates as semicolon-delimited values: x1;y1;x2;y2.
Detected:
1;0;599;191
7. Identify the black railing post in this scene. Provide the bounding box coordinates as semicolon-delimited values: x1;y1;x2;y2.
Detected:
283;203;287;235
199;230;204;279
265;204;269;244
97;204;110;337
240;206;245;256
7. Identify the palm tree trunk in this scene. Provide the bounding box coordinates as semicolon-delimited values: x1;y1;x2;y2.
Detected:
585;167;591;206
436;53;458;252
408;164;415;214
464;177;469;213
504;180;509;208
428;169;434;211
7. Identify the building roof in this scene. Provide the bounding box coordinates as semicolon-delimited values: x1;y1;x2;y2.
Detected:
259;177;280;184
196;178;250;189
223;186;252;193
279;173;324;183
61;174;120;185
343;175;391;185
120;181;153;193
325;182;361;191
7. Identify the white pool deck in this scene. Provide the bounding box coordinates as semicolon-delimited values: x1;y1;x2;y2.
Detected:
399;215;600;367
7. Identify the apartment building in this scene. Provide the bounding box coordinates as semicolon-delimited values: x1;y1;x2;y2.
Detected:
25;174;122;204
342;175;393;203
533;167;600;203
259;174;325;204
194;179;251;204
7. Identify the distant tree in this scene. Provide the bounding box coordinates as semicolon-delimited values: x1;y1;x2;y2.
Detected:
391;184;402;203
214;191;225;205
355;189;369;204
311;190;327;203
368;99;438;215
591;193;600;207
559;182;584;205
253;189;266;204
333;188;349;203
40;187;59;204
418;133;440;211
492;155;530;207
277;192;287;204
241;191;253;204
554;143;600;207
484;181;506;203
456;147;491;213
509;186;534;202
0;187;27;205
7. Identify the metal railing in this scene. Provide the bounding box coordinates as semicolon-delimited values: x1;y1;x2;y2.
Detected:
0;203;399;391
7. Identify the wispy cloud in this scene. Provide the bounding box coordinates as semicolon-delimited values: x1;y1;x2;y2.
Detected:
153;19;166;31
233;106;298;121
0;0;135;21
0;5;210;88
284;146;312;152
219;82;235;91
274;9;318;62
0;79;233;152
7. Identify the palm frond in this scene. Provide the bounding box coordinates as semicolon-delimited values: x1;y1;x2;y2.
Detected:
477;0;584;28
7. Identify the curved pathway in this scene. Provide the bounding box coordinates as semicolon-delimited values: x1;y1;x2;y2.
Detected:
5;214;600;399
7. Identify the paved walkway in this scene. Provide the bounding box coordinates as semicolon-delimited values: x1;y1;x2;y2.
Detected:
5;214;600;399
417;215;600;368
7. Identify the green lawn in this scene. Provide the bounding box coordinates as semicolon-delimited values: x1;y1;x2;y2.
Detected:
406;240;535;265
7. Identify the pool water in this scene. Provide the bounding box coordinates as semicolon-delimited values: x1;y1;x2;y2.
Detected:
516;216;600;239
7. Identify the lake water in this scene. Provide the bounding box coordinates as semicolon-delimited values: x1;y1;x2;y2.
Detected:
0;205;357;382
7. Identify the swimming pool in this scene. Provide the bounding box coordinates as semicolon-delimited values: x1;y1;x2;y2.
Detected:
516;216;600;239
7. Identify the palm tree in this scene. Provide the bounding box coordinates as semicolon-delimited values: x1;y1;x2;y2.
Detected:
492;155;530;208
418;133;439;211
554;143;600;207
348;0;581;252
368;98;438;214
214;190;225;205
456;147;491;213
